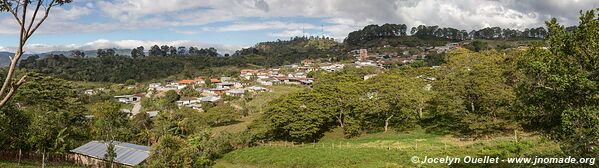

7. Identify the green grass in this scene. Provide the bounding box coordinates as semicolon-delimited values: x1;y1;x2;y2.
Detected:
0;160;85;168
215;129;562;168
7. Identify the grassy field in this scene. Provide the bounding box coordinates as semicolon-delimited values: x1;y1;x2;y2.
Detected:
215;129;562;168
0;160;85;168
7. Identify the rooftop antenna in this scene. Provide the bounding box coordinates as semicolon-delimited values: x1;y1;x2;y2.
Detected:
302;27;305;37
321;24;324;37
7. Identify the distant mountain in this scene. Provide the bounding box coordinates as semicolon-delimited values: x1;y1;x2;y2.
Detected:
0;49;133;67
0;52;15;67
38;49;132;58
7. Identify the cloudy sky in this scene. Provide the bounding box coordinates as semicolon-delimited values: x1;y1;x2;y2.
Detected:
0;0;597;54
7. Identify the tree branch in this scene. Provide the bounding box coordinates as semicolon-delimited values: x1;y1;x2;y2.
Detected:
0;74;28;108
27;0;55;38
25;0;43;36
1;1;22;26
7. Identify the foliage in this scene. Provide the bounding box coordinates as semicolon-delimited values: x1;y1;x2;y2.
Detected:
148;134;205;167
426;49;517;136
179;86;201;97
90;101;131;141
516;8;599;157
12;74;89;155
344;24;408;46
203;105;241;127
20;37;344;83
151;108;207;139
0;103;29;150
463;40;489;52
124;79;137;86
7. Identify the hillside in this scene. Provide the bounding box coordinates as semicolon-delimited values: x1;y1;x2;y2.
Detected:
216;129;561;168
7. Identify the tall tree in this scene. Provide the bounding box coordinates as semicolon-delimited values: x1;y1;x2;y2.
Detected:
70;50;85;58
517;9;598;157
160;45;169;56
428;49;517;136
0;0;72;108
136;46;145;58
131;48;139;59
97;49;106;57
169;46;177;56
177;46;186;56
149;45;162;57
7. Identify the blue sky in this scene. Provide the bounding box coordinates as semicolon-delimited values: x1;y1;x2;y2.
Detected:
0;0;597;54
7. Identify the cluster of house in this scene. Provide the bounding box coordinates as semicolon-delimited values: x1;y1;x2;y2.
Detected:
352;42;462;68
144;76;271;111
238;59;348;86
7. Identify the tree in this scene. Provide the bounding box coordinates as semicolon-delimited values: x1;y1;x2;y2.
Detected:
0;0;72;108
136;46;145;58
97;49;106;57
160;45;169;56
254;91;336;142
105;48;116;57
164;90;180;104
188;47;199;55
149;45;162;57
169;46;177;56
124;79;137;86
364;72;431;132
14;74;88;167
202;105;240;126
178;46;186;56
179;86;200;97
130;48;139;59
516;9;598;157
428;49;517;136
70;50;85;58
90;101;131;142
131;112;153;145
149;134;201;167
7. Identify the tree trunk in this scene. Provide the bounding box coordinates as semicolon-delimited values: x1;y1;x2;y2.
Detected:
418;108;423;119
42;151;46;168
384;115;394;132
337;110;344;128
18;149;21;165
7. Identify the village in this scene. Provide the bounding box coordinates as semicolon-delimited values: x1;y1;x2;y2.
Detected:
80;42;464;121
64;42;464;167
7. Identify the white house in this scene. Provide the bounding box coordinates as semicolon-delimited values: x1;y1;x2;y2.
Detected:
114;95;141;104
84;89;95;95
226;89;246;96
200;96;221;103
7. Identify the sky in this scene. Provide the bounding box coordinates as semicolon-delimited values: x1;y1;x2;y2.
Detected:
0;0;597;54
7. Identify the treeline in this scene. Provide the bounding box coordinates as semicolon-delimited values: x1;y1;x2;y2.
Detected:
344;23;560;47
251;10;599;157
18;37;345;83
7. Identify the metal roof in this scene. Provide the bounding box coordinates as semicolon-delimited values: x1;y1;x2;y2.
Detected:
70;141;150;166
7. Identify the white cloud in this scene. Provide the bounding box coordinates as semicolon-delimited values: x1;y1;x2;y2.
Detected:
0;46;10;52
21;39;246;54
204;21;317;32
1;0;598;52
269;29;305;38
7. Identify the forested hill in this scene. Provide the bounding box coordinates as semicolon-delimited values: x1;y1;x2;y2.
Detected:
343;23;554;49
18;37;345;83
12;23;569;82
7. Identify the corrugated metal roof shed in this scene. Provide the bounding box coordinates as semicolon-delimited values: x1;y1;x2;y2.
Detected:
70;141;150;166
